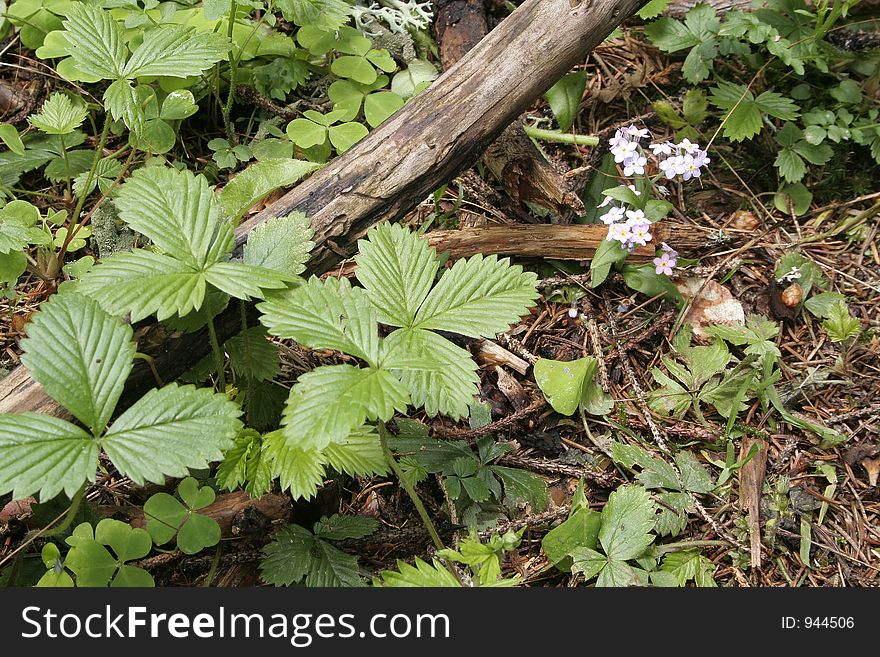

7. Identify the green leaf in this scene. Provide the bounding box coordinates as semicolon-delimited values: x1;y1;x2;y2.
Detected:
534;357;596;416
203;260;290;300
313;514;379;541
710;82;799;142
375;558;460;587
59;4;127;79
259;276;380;365
281;365;409;450
590;238;628;287
103;79;144;134
492;466;548;510
822;300;860;342
95;518;152;565
78;250;209;322
0;252;27;286
243;212;314;279
774;183;812;216
0;413;97;501
775;147;807;183
328;121;369;152
132;118;176;155
381;328;478;420
569;547;608;581
391;60;439;99
261;524;364;587
621;264;683;305
599;485;657;561
644;18;701;52
216;429;273;497
263;431;327;500
709;82;761;142
285;118;327;149
414;254;538;338
73;157;123;197
612;442;680;491
332;55;378;85
20;292;135;435
637;0;671;20
754;91;800;121
657;549;716;587
103;384;241;485
803;291;846;319
225;326;279;382
275;0;353;30
545;72;587;132
0;124;25;155
355;222;439;328
123;25;227;79
542;507;602;568
63;526;118;587
28;92;88;135
363;92;404;128
323;428;390;477
219;159;321;223
159;89;199;120
113;166;230;268
0;200;51;254
259;524;313;585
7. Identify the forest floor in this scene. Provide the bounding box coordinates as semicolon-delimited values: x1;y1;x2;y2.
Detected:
1;4;878;587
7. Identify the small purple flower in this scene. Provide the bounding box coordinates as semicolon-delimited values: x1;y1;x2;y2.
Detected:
627;222;652;247
650;141;674;156
653;253;674;275
600;205;626;225
661;242;678;258
622;125;650;140
622;154;647;176
608;222;631;244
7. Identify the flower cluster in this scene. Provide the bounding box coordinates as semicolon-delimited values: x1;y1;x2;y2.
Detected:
654;139;710;181
605;207;653;251
609;125;650;176
597;124;710;276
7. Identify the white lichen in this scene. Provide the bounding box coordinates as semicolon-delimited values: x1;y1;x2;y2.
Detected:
351;0;434;36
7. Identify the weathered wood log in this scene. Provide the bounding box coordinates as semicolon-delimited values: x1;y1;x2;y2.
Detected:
0;0;646;418
426;224;663;260
435;0;585;217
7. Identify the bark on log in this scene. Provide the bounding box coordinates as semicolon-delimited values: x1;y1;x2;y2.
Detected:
0;0;646;418
425;224;664;260
435;0;585;217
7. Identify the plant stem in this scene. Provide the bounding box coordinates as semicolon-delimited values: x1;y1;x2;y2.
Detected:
58;132;72;201
523;125;599;146
223;1;239;145
378;422;445;551
40;483;87;538
207;315;226;391
652;539;731;556
70;117;111;225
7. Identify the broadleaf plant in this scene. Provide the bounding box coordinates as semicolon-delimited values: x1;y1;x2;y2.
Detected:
257;223;538;496
77;165;299;322
0;292;242;501
38;4;228;136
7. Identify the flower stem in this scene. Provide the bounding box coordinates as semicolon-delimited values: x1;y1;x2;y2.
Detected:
223;0;239;145
378;421;445;551
523;126;599;146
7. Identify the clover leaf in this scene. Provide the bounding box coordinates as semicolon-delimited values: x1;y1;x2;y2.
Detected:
144;477;221;555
